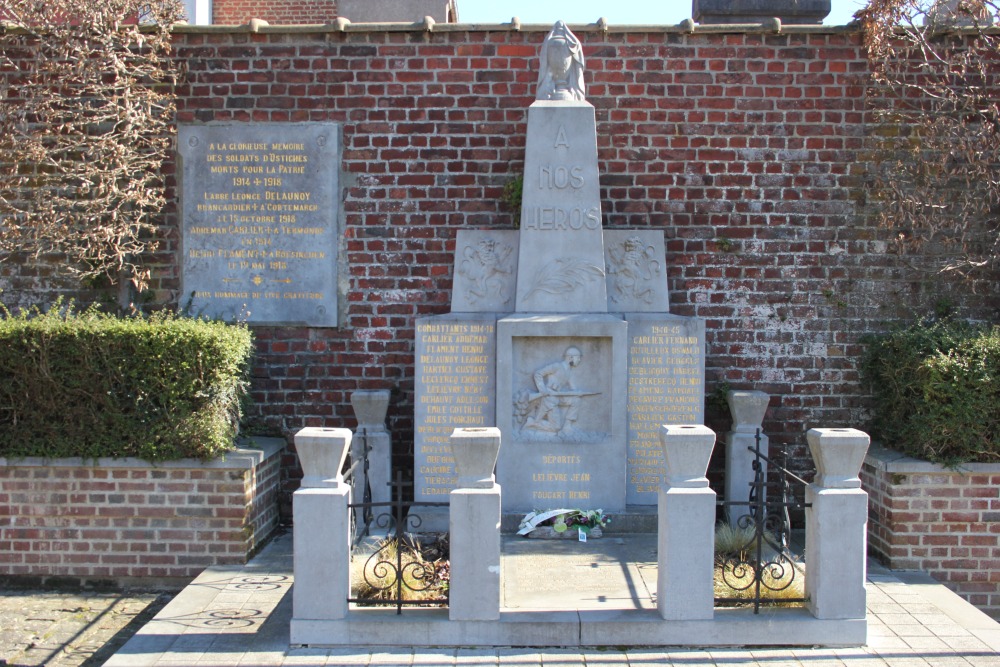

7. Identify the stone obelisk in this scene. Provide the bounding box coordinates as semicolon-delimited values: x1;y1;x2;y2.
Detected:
514;20;607;313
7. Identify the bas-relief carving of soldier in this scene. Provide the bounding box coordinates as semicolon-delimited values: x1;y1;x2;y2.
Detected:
535;20;586;102
523;346;587;439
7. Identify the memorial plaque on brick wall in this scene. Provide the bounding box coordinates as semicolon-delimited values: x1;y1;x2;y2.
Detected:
414;313;497;502
178;123;341;327
626;314;706;505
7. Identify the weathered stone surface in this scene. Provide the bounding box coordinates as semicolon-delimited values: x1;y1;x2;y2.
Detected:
693;0;831;24
178;123;341;327
724;390;770;524
604;230;669;313
413;313;497;504
496;314;627;512
515;102;607;313
451;230;518;314
625;314;706;505
351;390;391;509
807;427;870;489
449;487;501;621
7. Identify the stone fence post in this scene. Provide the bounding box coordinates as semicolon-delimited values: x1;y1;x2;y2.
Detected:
449;427;502;621
657;424;716;620
350;390;392;508
724;390;769;526
805;427;870;620
292;427;352;622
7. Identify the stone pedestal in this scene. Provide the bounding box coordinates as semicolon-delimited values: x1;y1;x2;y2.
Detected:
292;486;351;621
351;390;391;508
291;427;352;622
724;390;770;525
805;427;870;620
496;314;628;512
656;425;716;620
449;427;502;621
805;486;868;619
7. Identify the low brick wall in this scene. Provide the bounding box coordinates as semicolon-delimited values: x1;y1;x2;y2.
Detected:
0;437;284;589
862;446;1000;613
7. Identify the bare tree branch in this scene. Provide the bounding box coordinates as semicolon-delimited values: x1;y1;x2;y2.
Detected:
0;0;184;292
857;0;1000;279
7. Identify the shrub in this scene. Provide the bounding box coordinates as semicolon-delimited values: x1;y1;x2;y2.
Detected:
0;302;253;461
860;319;1000;464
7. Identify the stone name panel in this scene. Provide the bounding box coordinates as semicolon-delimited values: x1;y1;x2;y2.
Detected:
413;313;497;502
179;122;341;327
626;314;706;505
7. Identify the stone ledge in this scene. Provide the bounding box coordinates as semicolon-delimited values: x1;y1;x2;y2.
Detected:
292;607;866;647
864;444;1000;475
159;20;863;35
0;436;285;471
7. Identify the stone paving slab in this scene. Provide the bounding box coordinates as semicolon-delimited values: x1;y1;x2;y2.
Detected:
9;535;1000;667
0;588;171;667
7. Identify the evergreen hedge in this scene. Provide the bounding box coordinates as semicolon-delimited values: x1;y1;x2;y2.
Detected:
0;303;254;461
860;319;1000;464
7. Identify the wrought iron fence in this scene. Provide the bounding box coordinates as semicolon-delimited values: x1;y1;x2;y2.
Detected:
345;463;449;614
715;430;810;613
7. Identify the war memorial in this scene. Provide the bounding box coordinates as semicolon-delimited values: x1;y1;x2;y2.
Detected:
284;22;871;648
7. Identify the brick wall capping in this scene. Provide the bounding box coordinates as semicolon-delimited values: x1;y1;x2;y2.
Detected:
865;443;1000;475
163;20;862;36
0;436;285;471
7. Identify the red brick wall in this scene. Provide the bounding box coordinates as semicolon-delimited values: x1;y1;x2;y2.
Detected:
212;0;337;25
0;439;282;587
863;447;1000;613
2;25;997;508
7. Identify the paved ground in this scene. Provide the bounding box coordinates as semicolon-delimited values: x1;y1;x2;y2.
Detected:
0;588;172;667
4;530;1000;666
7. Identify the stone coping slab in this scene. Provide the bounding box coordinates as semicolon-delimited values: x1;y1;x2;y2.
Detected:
159;21;864;35
865;444;1000;475
0;436;285;470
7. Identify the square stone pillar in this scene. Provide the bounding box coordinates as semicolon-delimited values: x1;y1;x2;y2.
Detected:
657;425;716;620
448;428;502;621
724;390;769;526
292;486;351;621
292;427;352;622
804;428;870;620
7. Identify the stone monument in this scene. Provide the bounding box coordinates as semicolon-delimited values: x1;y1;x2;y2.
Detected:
412;22;706;525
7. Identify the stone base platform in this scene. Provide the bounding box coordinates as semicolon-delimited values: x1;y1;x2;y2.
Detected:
294;608;865;648
105;530;1000;665
293;532;865;647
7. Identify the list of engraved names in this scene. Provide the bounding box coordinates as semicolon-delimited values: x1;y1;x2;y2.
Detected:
414;319;496;499
627;322;704;500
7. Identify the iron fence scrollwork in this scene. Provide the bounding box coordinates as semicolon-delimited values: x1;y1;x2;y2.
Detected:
716;430;811;613
346;465;449;614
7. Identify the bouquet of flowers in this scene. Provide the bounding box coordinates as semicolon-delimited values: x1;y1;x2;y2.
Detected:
517;509;609;537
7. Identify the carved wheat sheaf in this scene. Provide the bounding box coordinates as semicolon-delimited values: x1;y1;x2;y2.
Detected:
522;257;605;301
